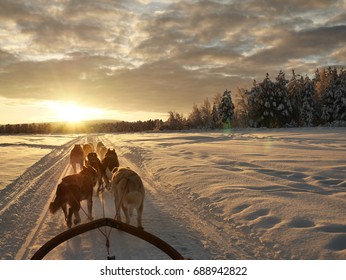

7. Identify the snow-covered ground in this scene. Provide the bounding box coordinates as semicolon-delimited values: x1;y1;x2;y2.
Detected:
0;127;345;260
0;135;75;190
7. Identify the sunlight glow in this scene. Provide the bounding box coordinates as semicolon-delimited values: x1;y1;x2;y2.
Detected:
43;101;104;123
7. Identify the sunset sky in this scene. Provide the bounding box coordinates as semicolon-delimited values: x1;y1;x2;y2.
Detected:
1;0;346;124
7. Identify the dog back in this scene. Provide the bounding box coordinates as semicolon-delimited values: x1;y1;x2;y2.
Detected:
70;145;84;161
112;168;144;206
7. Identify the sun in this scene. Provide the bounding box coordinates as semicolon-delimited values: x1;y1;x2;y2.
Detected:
45;101;104;123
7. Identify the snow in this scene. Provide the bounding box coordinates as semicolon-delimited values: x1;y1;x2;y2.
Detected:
0;127;345;260
0;135;76;190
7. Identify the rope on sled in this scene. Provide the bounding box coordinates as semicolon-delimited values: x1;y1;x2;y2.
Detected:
69;185;114;259
97;189;114;259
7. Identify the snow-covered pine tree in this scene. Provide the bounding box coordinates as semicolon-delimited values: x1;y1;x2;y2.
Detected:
332;68;346;122
300;76;318;127
251;72;291;128
235;87;251;127
247;79;263;127
274;70;292;127
200;98;212;128
313;68;325;124
211;104;221;129
321;67;338;124
218;89;235;127
210;92;223;128
287;70;303;125
258;73;277;127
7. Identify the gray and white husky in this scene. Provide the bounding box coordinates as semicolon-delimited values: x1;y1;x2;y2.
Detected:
111;167;145;229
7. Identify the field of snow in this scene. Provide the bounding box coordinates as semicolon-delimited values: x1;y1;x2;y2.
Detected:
0;127;345;260
0;135;76;190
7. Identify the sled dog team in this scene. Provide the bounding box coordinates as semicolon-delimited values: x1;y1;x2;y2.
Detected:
49;141;145;230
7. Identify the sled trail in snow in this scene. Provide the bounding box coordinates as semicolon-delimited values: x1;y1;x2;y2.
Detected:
9;135;212;260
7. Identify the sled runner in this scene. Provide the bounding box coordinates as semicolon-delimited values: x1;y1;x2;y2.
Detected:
31;218;184;260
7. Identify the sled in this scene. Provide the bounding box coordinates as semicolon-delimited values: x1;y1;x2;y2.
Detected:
31;218;184;260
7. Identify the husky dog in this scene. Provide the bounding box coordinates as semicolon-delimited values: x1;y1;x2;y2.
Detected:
99;146;108;161
86;152;109;192
111;167;145;229
70;144;84;173
49;166;97;228
83;143;94;164
96;141;105;156
102;149;120;181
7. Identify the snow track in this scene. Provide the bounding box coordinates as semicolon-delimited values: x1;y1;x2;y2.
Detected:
0;137;84;259
15;163;71;260
1;135;211;260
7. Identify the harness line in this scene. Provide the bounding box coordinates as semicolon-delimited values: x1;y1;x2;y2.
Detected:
64;180;113;259
104;176;133;258
61;166;136;259
99;189;114;258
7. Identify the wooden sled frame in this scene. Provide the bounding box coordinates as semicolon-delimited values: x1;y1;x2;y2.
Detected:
31;218;184;260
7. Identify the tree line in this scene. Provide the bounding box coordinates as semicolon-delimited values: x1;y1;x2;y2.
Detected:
1;67;345;134
0;119;164;134
166;67;346;129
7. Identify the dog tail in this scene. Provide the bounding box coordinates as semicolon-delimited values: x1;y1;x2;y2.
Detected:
49;200;62;214
49;183;66;214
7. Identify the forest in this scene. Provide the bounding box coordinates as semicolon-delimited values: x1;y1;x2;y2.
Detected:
1;67;345;134
166;67;346;130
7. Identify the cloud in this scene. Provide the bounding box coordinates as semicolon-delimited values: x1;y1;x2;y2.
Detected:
0;0;346;123
244;25;346;69
0;49;17;66
133;1;253;59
